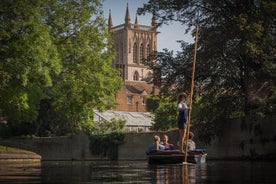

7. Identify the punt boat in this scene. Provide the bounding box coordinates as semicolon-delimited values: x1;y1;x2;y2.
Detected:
147;150;207;165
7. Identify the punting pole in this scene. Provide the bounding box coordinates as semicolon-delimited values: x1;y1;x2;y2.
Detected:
184;24;199;163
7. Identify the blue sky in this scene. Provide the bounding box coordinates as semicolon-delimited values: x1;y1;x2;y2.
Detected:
102;0;194;53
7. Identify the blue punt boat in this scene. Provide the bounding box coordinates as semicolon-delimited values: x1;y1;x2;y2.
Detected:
147;150;207;165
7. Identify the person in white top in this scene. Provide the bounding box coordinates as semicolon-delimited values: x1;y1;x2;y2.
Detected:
177;92;189;153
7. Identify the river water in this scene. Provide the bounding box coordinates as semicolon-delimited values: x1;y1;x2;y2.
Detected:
0;160;275;183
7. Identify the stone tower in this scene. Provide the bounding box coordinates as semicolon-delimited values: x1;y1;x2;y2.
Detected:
108;4;157;82
108;4;158;112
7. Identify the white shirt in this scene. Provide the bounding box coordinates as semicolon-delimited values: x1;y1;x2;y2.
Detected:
177;103;188;110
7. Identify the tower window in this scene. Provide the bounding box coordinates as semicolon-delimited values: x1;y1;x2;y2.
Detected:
133;43;138;63
146;44;150;57
140;43;144;63
129;39;131;53
120;45;123;62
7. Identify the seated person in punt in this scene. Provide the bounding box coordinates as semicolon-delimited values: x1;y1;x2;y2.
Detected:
186;132;196;150
184;132;206;154
146;135;165;155
162;134;175;150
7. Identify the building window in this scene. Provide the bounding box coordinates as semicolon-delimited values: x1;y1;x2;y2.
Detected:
141;96;146;105
133;71;139;81
133;43;138;63
115;43;119;63
146;44;150;57
140;43;144;63
120;45;123;62
129;39;131;53
127;95;133;105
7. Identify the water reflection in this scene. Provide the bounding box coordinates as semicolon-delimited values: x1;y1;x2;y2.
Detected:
0;161;276;183
0;161;41;184
150;163;207;184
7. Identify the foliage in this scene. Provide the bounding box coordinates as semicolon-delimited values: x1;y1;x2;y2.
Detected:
84;118;126;135
144;43;195;97
146;95;160;112
0;124;10;138
139;0;276;123
0;0;123;136
146;95;178;131
0;0;61;123
150;95;202;131
89;132;125;160
152;101;177;131
39;0;122;135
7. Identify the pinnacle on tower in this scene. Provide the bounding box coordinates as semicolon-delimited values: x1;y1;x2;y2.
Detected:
125;3;131;27
134;13;139;28
108;9;113;29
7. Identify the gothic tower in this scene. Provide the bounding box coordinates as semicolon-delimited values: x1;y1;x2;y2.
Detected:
108;4;157;82
108;4;158;112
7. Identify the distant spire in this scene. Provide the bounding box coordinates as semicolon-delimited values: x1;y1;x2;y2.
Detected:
108;9;113;29
134;13;139;28
125;3;131;27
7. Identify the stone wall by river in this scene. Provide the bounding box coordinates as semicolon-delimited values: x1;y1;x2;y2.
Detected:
119;114;276;160
0;114;275;161
205;114;276;160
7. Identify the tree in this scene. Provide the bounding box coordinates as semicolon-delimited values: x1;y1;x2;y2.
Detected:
0;0;61;124
139;0;276;121
144;42;195;97
38;0;122;135
152;101;177;131
0;0;123;136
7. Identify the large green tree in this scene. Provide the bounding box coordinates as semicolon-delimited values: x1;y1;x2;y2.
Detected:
0;0;61;124
139;0;275;122
0;0;122;136
38;0;122;135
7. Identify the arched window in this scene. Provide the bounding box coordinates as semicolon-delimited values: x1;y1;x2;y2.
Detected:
140;43;144;63
129;39;131;53
115;43;119;63
120;45;123;62
133;71;139;81
133;43;138;63
146;44;150;57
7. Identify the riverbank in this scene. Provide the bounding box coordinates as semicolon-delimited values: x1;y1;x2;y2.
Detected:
0;114;275;161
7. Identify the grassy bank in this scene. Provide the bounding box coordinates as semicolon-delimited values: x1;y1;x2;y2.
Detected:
0;145;35;154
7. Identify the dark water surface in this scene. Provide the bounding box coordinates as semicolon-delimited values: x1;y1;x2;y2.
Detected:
0;160;275;183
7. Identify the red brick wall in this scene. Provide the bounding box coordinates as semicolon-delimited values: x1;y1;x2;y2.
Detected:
115;90;147;112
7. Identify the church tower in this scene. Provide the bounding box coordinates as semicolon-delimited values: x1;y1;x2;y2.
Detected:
108;4;158;112
108;4;157;82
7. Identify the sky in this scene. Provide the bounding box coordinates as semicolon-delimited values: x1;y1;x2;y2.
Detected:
101;0;194;53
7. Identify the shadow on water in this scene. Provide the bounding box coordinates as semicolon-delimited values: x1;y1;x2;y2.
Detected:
0;160;276;183
0;161;41;184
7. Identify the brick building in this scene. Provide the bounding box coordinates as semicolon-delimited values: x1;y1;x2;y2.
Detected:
108;4;158;112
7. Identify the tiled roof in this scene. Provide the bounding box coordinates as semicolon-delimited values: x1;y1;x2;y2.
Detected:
123;81;154;95
94;110;153;127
